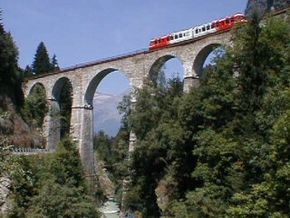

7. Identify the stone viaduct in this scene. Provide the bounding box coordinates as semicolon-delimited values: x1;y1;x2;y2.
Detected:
23;30;232;175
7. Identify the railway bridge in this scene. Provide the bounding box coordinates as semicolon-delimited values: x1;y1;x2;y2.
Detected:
23;30;232;174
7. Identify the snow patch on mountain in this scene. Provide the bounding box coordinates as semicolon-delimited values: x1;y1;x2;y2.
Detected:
93;90;129;136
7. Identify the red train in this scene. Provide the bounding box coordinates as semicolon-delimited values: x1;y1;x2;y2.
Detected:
149;13;247;50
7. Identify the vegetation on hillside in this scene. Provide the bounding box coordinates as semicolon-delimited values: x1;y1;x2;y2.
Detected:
21;84;48;129
0;11;98;217
6;138;99;217
121;12;290;217
94;128;130;202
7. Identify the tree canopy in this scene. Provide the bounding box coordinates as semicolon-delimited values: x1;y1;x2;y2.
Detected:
31;42;59;75
123;12;290;218
0;11;23;106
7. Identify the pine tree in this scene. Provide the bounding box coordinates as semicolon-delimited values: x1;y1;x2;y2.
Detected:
51;54;60;71
32;42;51;75
0;10;23;106
23;65;33;77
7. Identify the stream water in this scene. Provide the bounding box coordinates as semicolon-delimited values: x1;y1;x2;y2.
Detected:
99;200;120;218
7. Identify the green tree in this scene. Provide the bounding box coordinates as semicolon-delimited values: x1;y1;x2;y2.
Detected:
51;54;60;71
124;77;185;217
22;84;48;128
123;12;290;218
8;138;100;218
59;81;72;138
23;65;33;78
0;10;23;106
94;131;113;160
32;42;52;75
169;14;290;218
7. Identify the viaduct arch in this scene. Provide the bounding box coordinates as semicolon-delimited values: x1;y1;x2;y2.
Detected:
23;31;231;175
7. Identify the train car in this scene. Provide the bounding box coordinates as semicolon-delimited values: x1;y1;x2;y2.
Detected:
169;29;193;44
192;21;217;38
149;13;246;51
215;13;247;31
149;35;171;50
149;27;193;50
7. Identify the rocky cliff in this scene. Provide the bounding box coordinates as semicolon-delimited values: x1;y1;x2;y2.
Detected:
245;0;290;16
0;95;45;148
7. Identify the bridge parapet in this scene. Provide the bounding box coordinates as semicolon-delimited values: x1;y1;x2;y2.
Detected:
12;148;55;156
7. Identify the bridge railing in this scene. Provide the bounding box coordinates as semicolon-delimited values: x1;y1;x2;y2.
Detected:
25;48;149;80
12;147;55;155
60;48;149;72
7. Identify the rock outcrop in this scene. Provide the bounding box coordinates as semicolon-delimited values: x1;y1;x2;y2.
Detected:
0;95;45;148
0;177;11;214
94;155;115;198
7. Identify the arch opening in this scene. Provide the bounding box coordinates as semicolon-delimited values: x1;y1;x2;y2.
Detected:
193;43;225;77
85;69;131;137
52;77;73;139
25;82;48;130
85;68;116;106
29;82;46;96
149;55;185;87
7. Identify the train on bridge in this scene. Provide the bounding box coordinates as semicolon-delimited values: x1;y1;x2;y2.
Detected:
149;13;247;50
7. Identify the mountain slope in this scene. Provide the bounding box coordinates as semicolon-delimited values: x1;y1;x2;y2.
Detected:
93;91;128;136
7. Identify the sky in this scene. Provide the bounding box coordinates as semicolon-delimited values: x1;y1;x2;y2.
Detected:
1;1;247;69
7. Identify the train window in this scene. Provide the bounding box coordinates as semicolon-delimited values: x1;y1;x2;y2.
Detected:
195;29;198;34
211;23;215;28
202;26;205;31
207;25;210;30
179;33;182;37
175;35;178;39
170;36;174;40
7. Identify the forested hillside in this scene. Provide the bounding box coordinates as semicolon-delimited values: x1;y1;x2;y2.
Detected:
0;10;44;149
122;11;290;217
2;138;99;217
0;11;100;217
